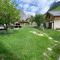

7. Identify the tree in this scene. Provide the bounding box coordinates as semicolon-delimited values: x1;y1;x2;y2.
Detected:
29;16;35;23
29;14;45;27
0;0;20;29
34;14;45;27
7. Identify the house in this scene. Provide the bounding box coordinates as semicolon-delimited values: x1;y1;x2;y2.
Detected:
46;11;60;29
46;2;60;30
20;11;31;26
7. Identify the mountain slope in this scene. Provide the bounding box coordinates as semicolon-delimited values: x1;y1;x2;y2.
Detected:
50;1;60;11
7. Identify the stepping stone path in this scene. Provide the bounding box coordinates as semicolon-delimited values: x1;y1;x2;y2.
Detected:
30;30;60;60
30;31;44;36
30;31;53;40
30;31;59;44
30;30;58;46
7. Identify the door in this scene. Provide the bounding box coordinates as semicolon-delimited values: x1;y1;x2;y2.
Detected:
48;22;52;29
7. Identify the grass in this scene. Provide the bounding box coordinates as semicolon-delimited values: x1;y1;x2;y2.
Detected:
50;5;60;11
0;26;60;60
43;29;60;41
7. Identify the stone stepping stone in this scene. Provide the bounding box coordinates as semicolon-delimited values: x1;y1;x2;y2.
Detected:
47;47;52;51
54;41;59;43
30;31;44;36
48;37;53;40
37;34;44;36
43;52;48;57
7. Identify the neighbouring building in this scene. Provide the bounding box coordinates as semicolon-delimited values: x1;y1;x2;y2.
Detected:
46;11;60;29
20;11;31;26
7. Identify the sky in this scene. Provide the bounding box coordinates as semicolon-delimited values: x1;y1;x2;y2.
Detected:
16;0;60;16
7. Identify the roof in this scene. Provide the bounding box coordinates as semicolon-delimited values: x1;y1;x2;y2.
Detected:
48;11;60;16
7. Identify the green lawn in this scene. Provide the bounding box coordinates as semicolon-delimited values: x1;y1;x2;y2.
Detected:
0;27;60;60
43;29;60;41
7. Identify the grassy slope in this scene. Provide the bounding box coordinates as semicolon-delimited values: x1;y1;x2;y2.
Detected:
50;5;60;11
0;27;56;60
43;29;60;41
52;6;60;11
43;29;60;60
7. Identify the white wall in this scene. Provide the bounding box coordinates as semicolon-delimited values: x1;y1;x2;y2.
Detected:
54;20;60;29
52;22;54;29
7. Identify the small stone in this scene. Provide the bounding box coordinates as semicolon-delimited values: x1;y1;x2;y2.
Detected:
14;28;19;30
47;48;52;51
54;41;59;43
54;44;57;46
49;37;53;40
43;52;48;57
58;56;60;60
38;34;44;36
30;31;36;34
33;31;36;33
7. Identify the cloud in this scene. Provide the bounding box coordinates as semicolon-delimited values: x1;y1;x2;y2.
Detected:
17;0;60;15
56;0;60;2
24;11;35;16
21;0;32;3
40;6;50;14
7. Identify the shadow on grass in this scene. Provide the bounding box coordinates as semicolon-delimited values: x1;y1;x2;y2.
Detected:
33;26;40;29
0;29;19;35
0;41;19;60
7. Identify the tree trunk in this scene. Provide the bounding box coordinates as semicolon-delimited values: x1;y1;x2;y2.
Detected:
5;23;8;31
